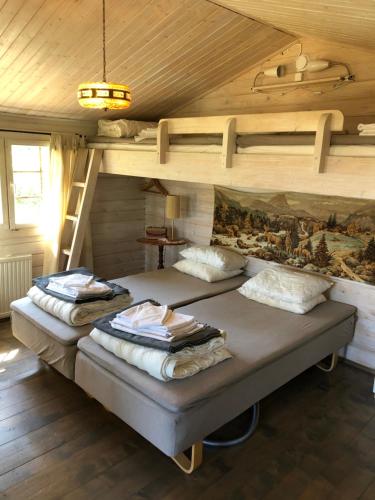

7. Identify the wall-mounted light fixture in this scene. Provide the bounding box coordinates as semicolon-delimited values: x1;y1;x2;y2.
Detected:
295;55;330;73
263;65;286;78
251;47;354;94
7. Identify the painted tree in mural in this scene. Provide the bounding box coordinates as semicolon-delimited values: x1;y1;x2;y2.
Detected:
327;213;337;228
305;239;313;254
364;237;375;262
289;221;300;250
314;234;330;267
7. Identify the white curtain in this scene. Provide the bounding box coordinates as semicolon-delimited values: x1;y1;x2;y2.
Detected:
42;133;81;275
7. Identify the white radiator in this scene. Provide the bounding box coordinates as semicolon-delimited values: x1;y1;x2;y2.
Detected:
0;255;32;318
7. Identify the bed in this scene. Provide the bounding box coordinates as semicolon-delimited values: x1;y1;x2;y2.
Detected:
92;110;375;201
88;133;375;157
74;290;356;473
11;268;246;380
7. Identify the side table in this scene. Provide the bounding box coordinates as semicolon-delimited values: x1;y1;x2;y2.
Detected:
137;237;188;269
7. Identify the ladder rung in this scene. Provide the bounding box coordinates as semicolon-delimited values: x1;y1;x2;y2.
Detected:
62;248;71;256
72;182;86;188
66;214;78;221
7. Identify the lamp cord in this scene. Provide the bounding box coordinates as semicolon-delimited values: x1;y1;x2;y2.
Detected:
102;0;107;82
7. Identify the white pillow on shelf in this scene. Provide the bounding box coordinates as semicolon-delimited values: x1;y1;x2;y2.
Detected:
173;259;243;282
238;286;326;314
180;245;246;271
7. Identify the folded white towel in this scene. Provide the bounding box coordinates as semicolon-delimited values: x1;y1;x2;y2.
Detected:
115;307;195;333
90;328;231;381
115;302;171;329
46;280;112;298
49;273;94;288
110;319;203;342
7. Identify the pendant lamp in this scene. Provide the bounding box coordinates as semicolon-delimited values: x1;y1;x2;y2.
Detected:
77;0;131;110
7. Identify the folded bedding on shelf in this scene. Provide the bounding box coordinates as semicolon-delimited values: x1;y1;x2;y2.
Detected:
97;119;157;138
358;123;375;131
27;286;132;326
90;328;230;381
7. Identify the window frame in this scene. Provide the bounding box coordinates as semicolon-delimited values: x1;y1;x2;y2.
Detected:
2;133;50;231
0;140;9;230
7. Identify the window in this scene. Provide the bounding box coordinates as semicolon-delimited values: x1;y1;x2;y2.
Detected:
0;134;50;231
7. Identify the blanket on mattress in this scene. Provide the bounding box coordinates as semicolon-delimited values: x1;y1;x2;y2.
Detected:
90;328;231;381
27;286;132;326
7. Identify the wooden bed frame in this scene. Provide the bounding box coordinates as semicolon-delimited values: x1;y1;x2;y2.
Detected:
92;110;375;200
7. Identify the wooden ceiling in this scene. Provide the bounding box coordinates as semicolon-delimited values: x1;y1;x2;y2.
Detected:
0;0;293;121
214;1;375;50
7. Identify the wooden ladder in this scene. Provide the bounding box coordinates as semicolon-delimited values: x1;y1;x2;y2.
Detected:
61;148;103;270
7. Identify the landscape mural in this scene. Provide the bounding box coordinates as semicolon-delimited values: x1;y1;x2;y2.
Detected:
211;186;375;285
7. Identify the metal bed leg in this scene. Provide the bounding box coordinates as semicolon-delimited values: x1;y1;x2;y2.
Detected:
316;352;338;372
203;402;260;448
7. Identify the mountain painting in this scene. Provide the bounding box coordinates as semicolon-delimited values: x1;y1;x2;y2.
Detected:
211;186;375;285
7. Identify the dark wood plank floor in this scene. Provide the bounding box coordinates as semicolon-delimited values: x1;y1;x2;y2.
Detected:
0;318;374;500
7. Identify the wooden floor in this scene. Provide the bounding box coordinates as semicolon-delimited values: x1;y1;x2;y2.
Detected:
0;319;375;500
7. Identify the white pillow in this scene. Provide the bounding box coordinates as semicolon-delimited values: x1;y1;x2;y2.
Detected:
237;287;326;314
97;119;157;138
239;267;332;304
173;259;243;282
180;245;246;271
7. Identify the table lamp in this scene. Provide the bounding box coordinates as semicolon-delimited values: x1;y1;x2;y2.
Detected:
165;195;181;241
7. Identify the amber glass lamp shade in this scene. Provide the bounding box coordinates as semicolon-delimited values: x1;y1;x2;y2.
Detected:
77;81;131;110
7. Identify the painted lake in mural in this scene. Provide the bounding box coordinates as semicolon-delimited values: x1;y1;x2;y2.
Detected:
211;186;375;284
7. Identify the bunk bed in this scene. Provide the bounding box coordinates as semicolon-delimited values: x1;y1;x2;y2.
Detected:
87;110;375;200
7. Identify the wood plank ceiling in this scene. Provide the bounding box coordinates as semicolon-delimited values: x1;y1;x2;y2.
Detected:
0;0;294;120
213;1;375;50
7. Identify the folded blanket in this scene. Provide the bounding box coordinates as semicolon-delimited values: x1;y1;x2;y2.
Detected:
98;119;157;138
358;123;375;131
34;267;128;304
90;328;231;381
27;286;132;326
94;307;221;352
109;318;204;343
359;130;375;136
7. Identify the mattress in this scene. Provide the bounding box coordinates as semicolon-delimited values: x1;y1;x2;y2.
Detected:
10;269;246;379
75;291;355;455
111;268;246;308
77;290;355;412
88;134;375;157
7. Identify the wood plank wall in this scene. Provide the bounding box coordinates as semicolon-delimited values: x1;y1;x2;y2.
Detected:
145;181;213;270
171;37;375;132
90;175;145;279
145;180;375;371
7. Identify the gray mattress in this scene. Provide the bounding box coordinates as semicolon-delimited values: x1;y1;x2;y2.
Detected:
111;268;246;308
10;269;246;379
75;292;356;456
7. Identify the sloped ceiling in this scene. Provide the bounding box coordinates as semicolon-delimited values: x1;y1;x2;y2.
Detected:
0;0;293;121
213;1;375;50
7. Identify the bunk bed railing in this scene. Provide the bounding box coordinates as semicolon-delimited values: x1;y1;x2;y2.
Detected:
157;110;344;172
